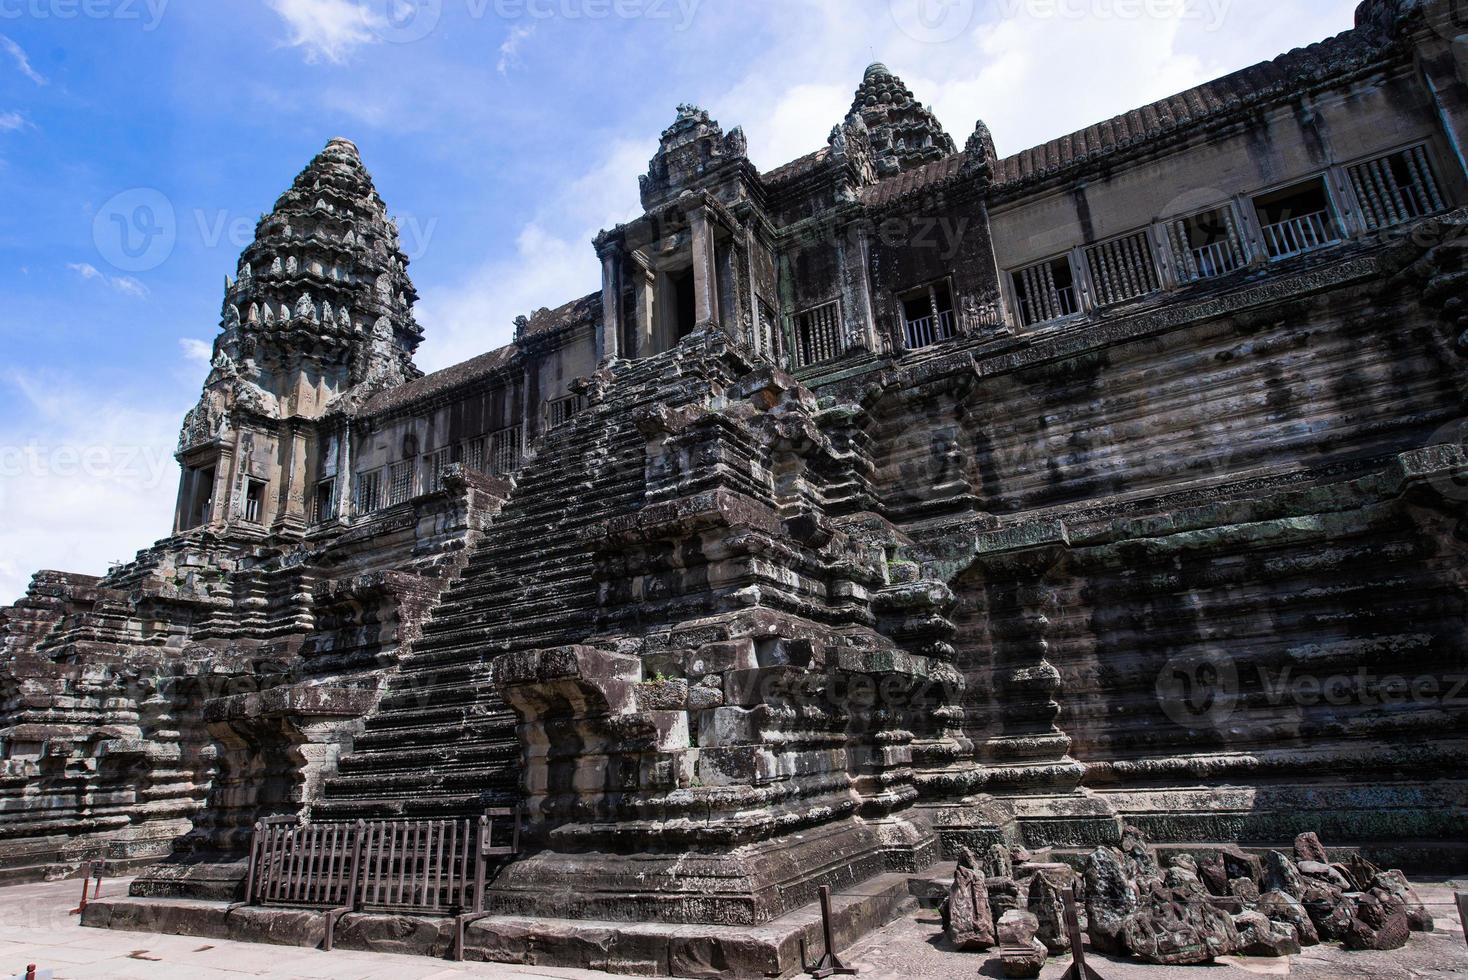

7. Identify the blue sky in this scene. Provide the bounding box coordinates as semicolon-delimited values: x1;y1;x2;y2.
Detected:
0;0;1360;602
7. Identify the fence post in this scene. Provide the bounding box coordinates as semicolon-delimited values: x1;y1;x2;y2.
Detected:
241;822;262;907
69;861;93;915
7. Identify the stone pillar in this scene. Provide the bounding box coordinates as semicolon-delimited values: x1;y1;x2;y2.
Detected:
844;218;880;352
596;235;624;361
272;424;310;536
687;202;719;329
334;421;353;522
207;446;234;531
631;251;655;358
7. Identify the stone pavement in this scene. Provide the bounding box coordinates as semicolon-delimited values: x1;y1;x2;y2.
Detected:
0;878;607;980
3;876;1465;979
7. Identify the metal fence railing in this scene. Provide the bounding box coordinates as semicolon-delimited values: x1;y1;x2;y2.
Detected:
238;807;520;957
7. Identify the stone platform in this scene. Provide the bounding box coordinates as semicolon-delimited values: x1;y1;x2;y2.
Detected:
80;871;917;978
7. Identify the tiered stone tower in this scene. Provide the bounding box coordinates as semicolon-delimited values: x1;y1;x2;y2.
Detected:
849;63;957;178
175;137;422;539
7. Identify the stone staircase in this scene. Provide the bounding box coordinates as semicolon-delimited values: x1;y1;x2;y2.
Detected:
314;350;700;821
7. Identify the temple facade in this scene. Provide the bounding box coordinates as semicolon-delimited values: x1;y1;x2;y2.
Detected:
3;0;1467;971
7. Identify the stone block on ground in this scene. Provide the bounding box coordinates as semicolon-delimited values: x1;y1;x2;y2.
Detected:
1294;832;1329;865
1233;909;1302;957
983;844;1013;879
1026;870;1070;954
947;864;995;951
1302;882;1354;943
1259;888;1320;946
1262;849;1306;899
1341;890;1410;952
987;876;1020;923
1372;869;1434;932
1229;877;1261;904
998;908;1046;979
1298;860;1353;891
1220;846;1263;887
1199;853;1229;897
1000;938;1048;978
1122;882;1242;966
1084;847;1137;956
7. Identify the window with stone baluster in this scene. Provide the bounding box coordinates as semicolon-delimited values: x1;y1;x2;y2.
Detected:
1084;230;1162;307
424;448;454;493
1348;145;1445;231
490;426;522;476
1011;256;1080;327
353;469;382;515
899;279;956;351
791;300;843;368
1166;205;1249;283
1253;178;1341;260
387;460;414;505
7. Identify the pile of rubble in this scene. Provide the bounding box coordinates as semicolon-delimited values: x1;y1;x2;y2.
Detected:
940;828;1436;977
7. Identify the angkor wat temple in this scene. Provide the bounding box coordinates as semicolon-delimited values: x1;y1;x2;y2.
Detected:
3;0;1466;973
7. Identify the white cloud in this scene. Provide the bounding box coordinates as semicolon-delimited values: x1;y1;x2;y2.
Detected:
0;372;183;605
266;0;382;64
68;262;151;297
0;34;45;86
0;111;25;133
415;137;650;371
497;23;535;76
179;338;214;364
111;275;149;298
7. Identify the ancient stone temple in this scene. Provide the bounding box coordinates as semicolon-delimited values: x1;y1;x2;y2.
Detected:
3;0;1467;974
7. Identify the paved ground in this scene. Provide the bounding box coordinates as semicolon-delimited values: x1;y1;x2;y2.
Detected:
0;878;607;980
1;876;1464;979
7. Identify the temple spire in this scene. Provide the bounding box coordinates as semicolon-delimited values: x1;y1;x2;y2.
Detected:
849;62;956;178
218;136;423;392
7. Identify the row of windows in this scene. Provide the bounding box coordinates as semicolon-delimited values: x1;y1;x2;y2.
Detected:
320;426;525;523
1008;144;1446;328
780;280;961;370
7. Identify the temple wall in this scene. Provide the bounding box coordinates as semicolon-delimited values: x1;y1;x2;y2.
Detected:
950;267;1467;518
989;61;1465;303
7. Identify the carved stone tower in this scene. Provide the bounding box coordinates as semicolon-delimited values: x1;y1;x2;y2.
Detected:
173;137;422;539
850;62;957;178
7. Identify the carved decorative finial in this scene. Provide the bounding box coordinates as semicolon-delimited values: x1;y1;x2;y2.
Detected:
963;119;998;178
849;61;956;178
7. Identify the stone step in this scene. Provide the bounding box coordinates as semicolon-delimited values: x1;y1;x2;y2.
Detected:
333;744;519;779
320;765;520;797
348;714;517;752
82;869;919;977
311;789;509;821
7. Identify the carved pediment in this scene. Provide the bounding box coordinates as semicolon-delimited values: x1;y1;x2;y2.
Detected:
640;105;749;210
